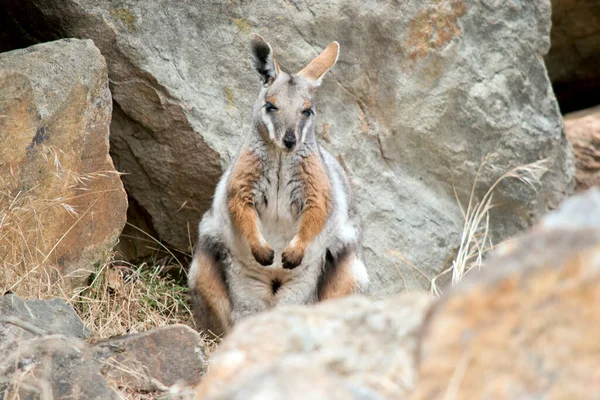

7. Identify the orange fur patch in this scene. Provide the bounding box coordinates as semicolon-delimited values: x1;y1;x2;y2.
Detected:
303;99;312;110
298;42;339;81
227;150;272;262
228;150;261;247
193;251;232;331
267;96;277;106
319;253;359;301
296;153;332;249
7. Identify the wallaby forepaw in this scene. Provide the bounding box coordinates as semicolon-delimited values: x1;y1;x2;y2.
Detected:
282;245;304;269
252;244;275;266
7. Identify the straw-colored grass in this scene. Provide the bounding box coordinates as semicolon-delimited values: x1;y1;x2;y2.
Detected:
71;258;194;341
0;152;207;398
430;156;549;295
0;148;195;341
390;155;549;296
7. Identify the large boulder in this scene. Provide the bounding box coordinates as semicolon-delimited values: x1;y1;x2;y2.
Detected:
205;359;383;400
412;188;600;399
0;295;208;399
0;39;127;285
3;0;573;294
0;294;120;400
197;189;600;399
564;105;600;191
0;335;121;400
91;324;207;392
196;293;434;399
0;294;89;346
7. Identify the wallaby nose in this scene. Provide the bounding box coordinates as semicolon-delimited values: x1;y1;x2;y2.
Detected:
283;132;296;149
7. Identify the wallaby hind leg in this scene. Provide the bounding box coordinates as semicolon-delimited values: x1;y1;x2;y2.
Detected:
316;246;368;301
189;243;232;338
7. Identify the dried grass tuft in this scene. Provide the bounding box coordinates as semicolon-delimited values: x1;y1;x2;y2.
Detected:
388;156;549;296
430;156;549;296
1;146;196;340
0;158;206;399
71;258;194;341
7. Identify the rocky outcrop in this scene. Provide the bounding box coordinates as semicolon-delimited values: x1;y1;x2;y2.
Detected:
564;105;600;191
196;293;434;399
413;187;600;399
545;0;600;113
195;188;600;399
0;294;208;399
207;359;384;400
2;0;574;294
0;335;122;400
92;324;207;392
0;39;127;285
0;295;120;400
0;294;89;344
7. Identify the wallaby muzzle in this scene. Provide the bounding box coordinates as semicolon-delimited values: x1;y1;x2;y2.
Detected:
283;130;296;150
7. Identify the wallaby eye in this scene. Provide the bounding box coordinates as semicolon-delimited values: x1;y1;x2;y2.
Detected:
302;109;314;117
265;102;278;112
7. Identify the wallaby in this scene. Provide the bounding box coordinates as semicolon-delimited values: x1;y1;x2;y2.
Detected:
188;34;369;336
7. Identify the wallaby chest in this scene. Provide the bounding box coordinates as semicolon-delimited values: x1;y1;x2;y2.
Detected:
253;153;304;249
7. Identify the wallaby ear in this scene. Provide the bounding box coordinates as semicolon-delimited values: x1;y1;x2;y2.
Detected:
250;34;280;85
297;41;339;86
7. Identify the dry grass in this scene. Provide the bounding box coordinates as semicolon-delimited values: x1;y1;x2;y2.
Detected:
430;156;549;295
389;155;549;296
72;258;194;341
0;151;204;398
0;149;195;340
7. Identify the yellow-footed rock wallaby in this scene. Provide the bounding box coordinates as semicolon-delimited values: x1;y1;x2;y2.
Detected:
188;34;369;336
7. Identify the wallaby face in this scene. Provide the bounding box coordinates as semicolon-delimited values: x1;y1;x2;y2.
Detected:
253;73;315;152
250;34;339;152
189;34;368;338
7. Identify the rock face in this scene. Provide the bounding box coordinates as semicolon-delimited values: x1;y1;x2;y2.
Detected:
545;0;600;113
0;294;208;399
412;188;600;399
0;39;127;285
91;324;207;392
196;293;434;399
0;294;120;400
196;188;600;400
564;105;600;191
0;294;89;343
0;335;122;400
207;359;383;400
3;0;574;294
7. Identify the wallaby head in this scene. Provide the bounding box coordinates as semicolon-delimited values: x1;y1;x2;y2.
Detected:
249;34;339;152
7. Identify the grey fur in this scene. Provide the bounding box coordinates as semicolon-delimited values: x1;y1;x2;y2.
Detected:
188;35;369;336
